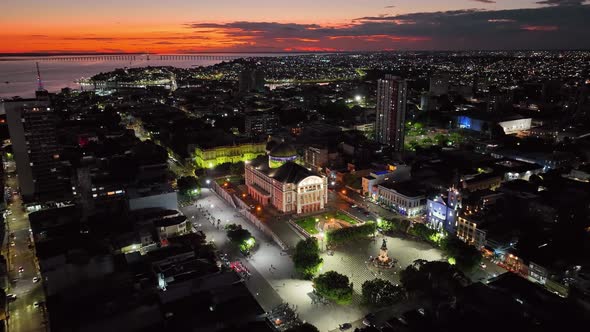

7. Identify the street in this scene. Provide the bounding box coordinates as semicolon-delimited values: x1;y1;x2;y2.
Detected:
3;163;47;332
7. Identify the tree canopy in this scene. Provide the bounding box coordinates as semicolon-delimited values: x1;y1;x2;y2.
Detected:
362;279;405;307
293;238;323;279
177;176;200;196
327;222;376;246
225;224;253;245
440;236;482;271
400;260;465;300
313;271;353;305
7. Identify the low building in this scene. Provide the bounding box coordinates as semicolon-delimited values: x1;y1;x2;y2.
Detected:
127;184;178;211
154;215;188;244
494;159;544;181
245;143;327;214
456;212;487;249
461;172;502;192
456;112;532;135
193;142;266;169
377;181;426;217
362;164;411;197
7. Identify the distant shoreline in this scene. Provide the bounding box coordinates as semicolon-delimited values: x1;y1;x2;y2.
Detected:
1;49;589;57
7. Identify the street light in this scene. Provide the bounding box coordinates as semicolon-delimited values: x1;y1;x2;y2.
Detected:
355;95;362;102
206;179;211;185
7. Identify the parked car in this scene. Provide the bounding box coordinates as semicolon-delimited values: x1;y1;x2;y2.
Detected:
7;294;17;301
33;277;40;283
339;323;352;330
18;266;24;273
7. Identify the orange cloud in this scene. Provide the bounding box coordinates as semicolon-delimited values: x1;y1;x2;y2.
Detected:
520;25;559;31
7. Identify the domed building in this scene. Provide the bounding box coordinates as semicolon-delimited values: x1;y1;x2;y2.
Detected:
245;150;328;214
268;141;298;168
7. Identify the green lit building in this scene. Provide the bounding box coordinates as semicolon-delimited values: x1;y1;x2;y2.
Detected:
193;143;266;169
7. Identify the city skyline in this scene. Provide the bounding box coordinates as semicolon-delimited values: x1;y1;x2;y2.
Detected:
2;0;590;54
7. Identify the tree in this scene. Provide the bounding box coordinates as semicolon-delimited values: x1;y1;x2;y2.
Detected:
177;176;200;196
293;238;323;279
362;279;405;307
229;162;245;175
400;260;464;300
434;134;448;146
440;236;482;271
327;222;376;246
285;323;320;332
409;223;437;242
225;224;255;252
313;271;353;305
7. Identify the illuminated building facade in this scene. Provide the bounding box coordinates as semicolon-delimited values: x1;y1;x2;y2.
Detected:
426;187;462;233
193;143;266;169
377;181;426;217
456;213;487;249
245;144;327;214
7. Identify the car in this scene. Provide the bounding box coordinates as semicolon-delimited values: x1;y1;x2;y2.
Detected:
33;302;40;308
33;277;40;283
18;266;24;273
10;241;15;246
362;313;376;327
339;323;352;330
7;294;17;301
350;204;358;208
480;263;487;269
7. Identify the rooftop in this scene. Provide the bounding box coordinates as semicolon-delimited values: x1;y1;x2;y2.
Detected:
379;181;425;198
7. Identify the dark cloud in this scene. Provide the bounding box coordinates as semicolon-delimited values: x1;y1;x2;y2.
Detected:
185;5;590;51
536;0;588;5
471;0;496;3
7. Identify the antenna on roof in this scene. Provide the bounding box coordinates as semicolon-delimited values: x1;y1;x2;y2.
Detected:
36;62;44;91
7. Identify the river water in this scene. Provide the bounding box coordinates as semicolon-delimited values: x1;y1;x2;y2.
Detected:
0;53;284;98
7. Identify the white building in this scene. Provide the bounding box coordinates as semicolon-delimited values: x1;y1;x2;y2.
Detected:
498;118;532;135
362;165;411;197
377;181;426;217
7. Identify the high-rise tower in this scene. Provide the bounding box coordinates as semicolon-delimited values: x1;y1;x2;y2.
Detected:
5;101;66;202
375;75;407;152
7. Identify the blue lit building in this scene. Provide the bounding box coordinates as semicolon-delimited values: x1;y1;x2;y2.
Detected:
426;187;461;233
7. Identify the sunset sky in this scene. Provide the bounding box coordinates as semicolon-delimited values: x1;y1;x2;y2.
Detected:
1;0;589;53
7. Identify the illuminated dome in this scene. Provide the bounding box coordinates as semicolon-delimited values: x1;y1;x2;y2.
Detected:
268;141;297;168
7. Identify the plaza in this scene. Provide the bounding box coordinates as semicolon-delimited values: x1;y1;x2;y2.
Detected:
187;188;446;332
